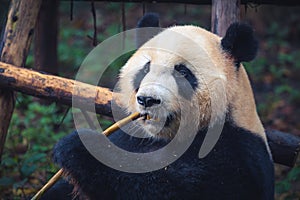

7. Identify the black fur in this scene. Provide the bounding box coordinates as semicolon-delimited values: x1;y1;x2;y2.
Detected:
173;64;198;100
39;179;76;200
136;13;160;48
43;122;274;200
221;23;258;64
137;13;159;28
133;61;150;92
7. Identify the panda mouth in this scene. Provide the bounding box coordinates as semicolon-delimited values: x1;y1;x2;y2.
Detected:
142;113;158;121
144;114;151;120
141;113;174;127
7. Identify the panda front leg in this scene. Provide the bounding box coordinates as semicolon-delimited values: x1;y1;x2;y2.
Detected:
42;129;175;200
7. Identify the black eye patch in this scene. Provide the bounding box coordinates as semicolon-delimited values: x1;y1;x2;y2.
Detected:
132;61;150;92
173;64;198;100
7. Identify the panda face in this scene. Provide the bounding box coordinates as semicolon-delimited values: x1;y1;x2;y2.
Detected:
131;51;199;138
119;26;229;139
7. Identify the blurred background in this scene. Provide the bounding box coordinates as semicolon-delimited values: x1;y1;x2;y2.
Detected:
0;1;299;199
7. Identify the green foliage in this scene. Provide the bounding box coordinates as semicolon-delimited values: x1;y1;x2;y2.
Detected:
98;117;114;130
243;57;266;81
244;20;300;112
58;27;91;72
0;94;73;197
276;166;300;199
99;50;135;87
266;22;289;48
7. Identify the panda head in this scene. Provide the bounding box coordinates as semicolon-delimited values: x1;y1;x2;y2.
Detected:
118;14;259;139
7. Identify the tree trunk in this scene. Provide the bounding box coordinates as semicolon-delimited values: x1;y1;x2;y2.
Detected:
211;0;240;37
34;0;59;75
0;0;42;161
0;0;10;53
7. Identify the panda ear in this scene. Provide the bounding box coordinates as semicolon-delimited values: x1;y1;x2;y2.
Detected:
221;23;258;63
136;13;160;48
137;13;160;28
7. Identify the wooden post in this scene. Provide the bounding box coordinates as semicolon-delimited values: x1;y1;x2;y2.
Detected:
0;0;42;161
0;0;10;52
211;0;240;36
34;0;59;75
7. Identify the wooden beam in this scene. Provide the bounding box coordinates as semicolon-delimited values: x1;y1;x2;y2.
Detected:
59;0;300;6
0;61;299;167
0;0;42;161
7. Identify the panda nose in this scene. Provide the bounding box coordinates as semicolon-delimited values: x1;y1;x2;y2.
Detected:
137;96;161;107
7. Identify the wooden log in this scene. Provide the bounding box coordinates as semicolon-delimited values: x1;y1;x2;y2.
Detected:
0;61;116;117
0;0;42;161
267;129;300;167
0;61;299;167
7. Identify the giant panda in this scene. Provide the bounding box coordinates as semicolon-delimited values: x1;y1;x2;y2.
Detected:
42;13;274;200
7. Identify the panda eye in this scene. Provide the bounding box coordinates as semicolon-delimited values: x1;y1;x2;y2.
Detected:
174;64;188;78
176;69;187;77
173;64;198;98
143;61;150;73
